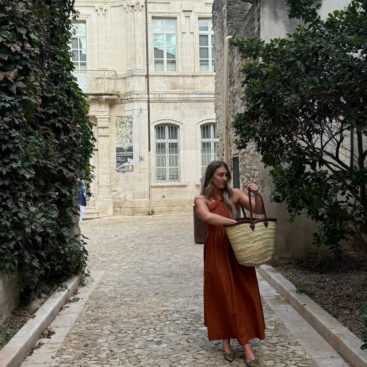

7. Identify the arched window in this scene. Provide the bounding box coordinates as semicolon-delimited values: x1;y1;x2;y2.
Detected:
201;123;218;176
155;124;180;182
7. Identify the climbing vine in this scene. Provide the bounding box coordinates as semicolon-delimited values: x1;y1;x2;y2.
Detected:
0;0;95;294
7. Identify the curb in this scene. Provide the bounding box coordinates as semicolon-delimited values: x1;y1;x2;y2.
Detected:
259;264;367;367
0;275;80;367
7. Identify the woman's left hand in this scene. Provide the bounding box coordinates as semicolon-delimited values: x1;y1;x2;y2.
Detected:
245;183;260;194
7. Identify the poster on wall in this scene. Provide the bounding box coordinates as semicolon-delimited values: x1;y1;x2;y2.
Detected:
116;116;133;172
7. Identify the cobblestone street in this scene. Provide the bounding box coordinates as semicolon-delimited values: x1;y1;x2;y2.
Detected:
21;214;349;366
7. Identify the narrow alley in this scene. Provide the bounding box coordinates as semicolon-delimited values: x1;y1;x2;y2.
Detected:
21;214;350;366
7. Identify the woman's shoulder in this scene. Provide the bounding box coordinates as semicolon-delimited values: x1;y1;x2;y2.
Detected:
231;188;246;203
195;195;212;206
194;195;206;202
231;188;242;197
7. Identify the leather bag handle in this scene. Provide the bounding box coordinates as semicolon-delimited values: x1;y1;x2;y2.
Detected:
241;187;269;229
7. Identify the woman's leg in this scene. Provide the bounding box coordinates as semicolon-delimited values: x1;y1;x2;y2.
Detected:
79;205;85;224
223;339;232;353
243;343;255;362
222;339;235;362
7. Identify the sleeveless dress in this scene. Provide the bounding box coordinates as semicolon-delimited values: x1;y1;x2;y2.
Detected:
204;198;265;345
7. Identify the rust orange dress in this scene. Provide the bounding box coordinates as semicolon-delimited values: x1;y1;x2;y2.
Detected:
204;198;265;345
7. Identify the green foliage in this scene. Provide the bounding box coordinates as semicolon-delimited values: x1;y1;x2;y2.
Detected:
0;0;95;294
232;0;367;255
285;0;321;22
294;281;314;297
0;326;17;348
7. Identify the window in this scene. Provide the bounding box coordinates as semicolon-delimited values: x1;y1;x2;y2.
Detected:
155;124;180;182
153;18;177;72
201;123;218;176
71;22;87;73
198;19;214;72
116;116;134;172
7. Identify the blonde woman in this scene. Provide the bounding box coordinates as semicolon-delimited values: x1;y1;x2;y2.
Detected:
195;160;265;366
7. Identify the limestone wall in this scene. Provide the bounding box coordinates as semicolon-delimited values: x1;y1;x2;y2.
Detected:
75;0;216;216
319;0;351;19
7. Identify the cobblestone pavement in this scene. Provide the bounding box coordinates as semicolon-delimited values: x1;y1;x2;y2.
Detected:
23;214;321;366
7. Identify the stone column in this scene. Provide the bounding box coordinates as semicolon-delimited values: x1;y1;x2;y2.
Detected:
95;114;113;216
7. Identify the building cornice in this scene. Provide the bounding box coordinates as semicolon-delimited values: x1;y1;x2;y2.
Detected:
122;0;144;12
119;91;215;103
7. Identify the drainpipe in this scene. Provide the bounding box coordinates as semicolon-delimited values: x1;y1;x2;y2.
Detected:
145;0;152;214
350;127;354;169
223;35;232;163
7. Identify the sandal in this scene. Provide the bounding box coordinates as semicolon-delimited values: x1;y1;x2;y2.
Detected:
223;351;236;362
245;359;259;366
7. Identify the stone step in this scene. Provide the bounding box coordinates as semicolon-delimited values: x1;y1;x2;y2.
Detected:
83;208;99;220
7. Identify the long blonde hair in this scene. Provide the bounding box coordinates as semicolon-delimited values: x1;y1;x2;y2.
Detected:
201;160;237;218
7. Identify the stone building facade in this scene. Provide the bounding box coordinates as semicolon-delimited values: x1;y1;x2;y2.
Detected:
73;0;216;217
213;0;352;259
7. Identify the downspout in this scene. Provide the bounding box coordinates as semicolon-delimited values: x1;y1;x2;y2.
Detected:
144;0;152;214
223;35;232;163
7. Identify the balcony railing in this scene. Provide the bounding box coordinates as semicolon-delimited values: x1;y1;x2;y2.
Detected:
74;69;118;95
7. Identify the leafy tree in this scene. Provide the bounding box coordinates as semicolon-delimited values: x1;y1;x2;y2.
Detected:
0;0;94;294
285;0;321;21
232;0;367;256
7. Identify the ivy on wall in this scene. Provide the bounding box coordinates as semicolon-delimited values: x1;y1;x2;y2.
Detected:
0;0;95;294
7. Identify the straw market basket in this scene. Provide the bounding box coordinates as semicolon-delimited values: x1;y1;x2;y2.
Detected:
225;190;277;267
225;219;276;267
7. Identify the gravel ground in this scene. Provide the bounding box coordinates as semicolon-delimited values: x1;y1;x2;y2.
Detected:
274;251;367;339
0;290;53;348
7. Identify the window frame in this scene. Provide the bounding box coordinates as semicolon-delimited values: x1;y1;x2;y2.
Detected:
152;18;178;72
155;123;180;182
200;122;218;176
198;18;214;72
70;21;87;73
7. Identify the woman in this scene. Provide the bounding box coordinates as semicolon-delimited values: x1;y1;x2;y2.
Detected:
195;160;265;366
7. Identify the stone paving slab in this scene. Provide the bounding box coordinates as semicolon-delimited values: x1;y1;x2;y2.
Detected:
19;214;352;367
21;271;104;367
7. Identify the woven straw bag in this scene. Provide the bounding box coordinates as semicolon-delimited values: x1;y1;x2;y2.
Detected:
225;190;276;267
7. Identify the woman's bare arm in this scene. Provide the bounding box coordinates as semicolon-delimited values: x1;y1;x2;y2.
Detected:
232;186;264;215
194;196;237;225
